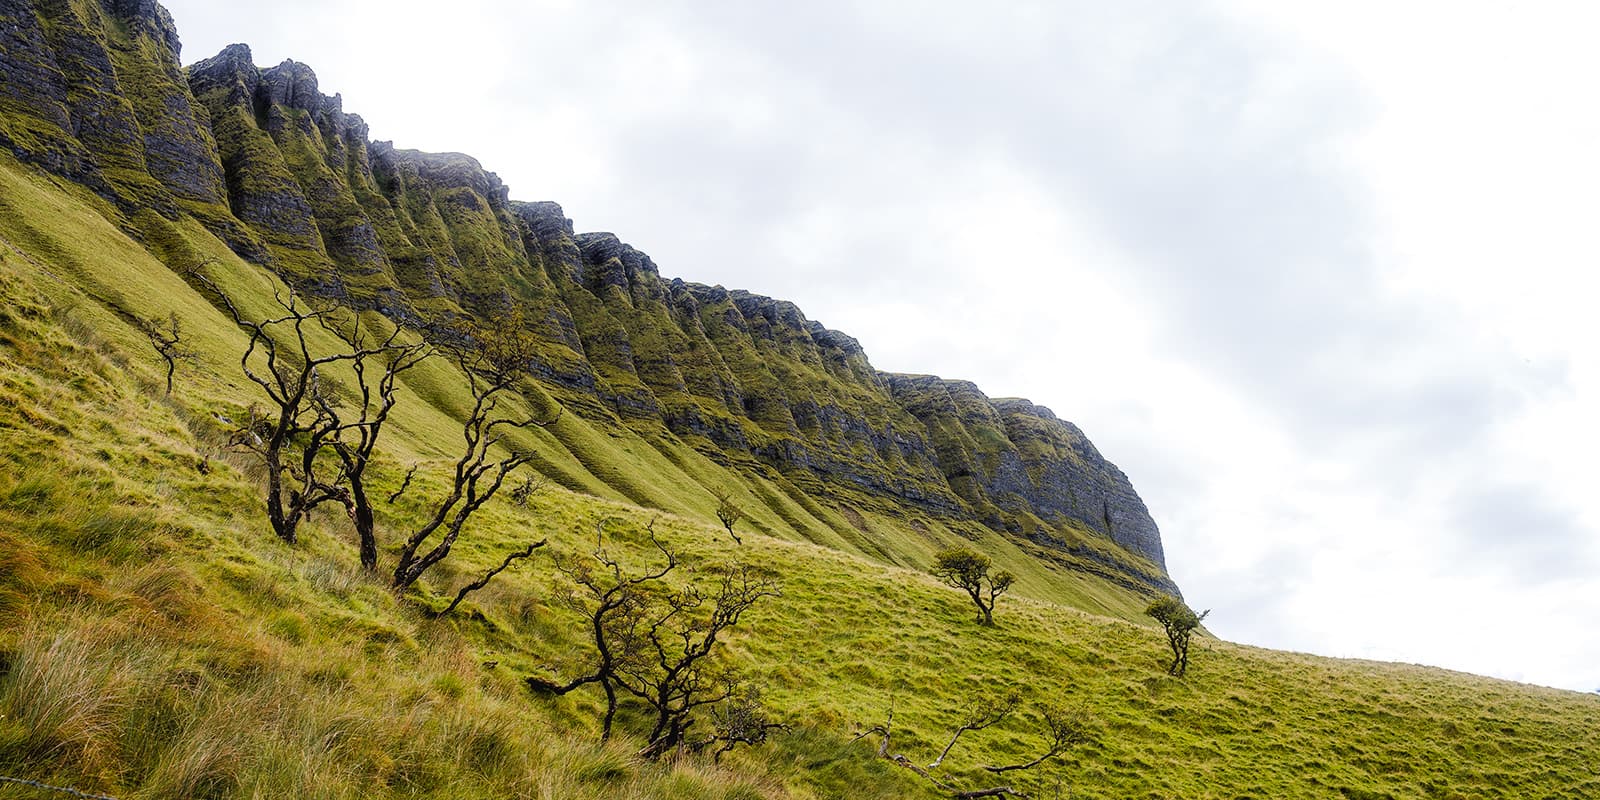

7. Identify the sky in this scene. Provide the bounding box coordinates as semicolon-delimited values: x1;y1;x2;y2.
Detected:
160;0;1600;692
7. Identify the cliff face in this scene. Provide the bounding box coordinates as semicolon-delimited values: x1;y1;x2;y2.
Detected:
0;0;1176;593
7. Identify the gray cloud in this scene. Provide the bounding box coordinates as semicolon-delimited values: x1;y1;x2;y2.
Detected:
162;0;1599;689
1451;482;1594;580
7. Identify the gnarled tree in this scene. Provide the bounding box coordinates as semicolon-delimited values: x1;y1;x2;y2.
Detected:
197;270;410;545
140;311;192;394
711;489;744;545
690;686;787;763
527;519;780;759
527;518;680;739
311;316;430;570
624;563;780;759
1145;595;1209;677
391;309;560;592
932;548;1015;626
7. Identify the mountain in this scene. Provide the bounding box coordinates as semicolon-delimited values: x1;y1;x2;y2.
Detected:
0;0;1175;596
3;2;1597;799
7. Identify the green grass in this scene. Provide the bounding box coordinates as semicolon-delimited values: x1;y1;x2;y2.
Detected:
1;149;1598;800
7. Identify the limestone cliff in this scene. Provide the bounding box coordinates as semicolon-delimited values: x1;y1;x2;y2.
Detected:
0;0;1178;595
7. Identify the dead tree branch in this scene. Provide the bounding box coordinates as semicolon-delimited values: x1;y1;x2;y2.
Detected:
441;539;546;616
856;696;1092;799
387;464;418;504
980;705;1093;774
140;311;192;394
193;268;410;546
929;691;1021;769
853;706;964;795
391;309;560;592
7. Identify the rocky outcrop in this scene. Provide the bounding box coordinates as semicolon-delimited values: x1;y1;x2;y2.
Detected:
992;399;1167;570
0;1;1179;595
0;0;224;216
187;45;325;263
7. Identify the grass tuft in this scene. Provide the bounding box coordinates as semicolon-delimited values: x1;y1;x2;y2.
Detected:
0;621;136;769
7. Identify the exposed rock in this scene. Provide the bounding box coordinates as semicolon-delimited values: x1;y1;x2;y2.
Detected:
0;0;101;185
105;0;180;55
189;44;325;257
258;59;321;113
993;398;1169;572
100;0;226;206
516;200;575;240
3;5;1180;595
889;376;1173;589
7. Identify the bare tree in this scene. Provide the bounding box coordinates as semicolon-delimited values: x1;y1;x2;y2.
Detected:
527;518;678;739
510;474;546;508
196;270;404;545
624;563;780;759
1144;595;1209;677
195;268;554;602
312;317;431;570
390;310;560;592
140;312;192;394
711;489;744;545
855;697;1094;799
526;519;780;758
224;398;345;544
932;548;1015;626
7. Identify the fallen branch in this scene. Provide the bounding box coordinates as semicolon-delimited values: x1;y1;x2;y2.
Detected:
979;705;1093;775
929;691;1019;769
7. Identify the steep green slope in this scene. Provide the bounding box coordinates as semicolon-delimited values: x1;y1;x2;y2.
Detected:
1;193;1597;798
4;2;1598;798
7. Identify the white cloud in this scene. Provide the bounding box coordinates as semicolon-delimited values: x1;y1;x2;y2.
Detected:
162;0;1599;691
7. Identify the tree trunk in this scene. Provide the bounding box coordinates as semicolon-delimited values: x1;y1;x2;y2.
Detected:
349;475;376;571
265;448;296;544
601;682;618;740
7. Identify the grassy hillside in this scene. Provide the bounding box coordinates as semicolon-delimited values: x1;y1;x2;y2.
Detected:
2;152;1599;800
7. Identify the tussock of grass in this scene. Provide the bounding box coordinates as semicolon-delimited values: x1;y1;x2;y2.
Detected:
0;620;136;770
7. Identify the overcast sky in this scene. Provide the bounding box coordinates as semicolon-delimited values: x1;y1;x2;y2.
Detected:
161;1;1600;692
